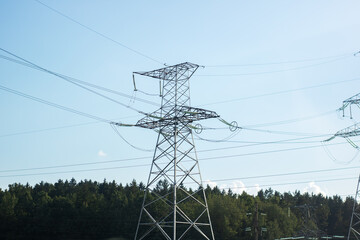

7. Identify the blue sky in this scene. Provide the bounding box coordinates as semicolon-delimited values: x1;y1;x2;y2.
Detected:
1;0;360;197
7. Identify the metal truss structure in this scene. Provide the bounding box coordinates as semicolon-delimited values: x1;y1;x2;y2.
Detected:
336;93;360;240
340;93;360;119
348;174;360;240
131;62;218;240
293;204;327;239
334;123;360;139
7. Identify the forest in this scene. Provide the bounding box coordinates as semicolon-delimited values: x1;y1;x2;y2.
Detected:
0;178;355;240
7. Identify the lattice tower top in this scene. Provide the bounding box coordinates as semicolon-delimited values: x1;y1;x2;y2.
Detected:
133;62;219;130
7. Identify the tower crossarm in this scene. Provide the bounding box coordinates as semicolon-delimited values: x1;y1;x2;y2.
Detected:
335;123;360;138
135;106;220;129
343;93;360;105
134;62;200;81
340;93;360;117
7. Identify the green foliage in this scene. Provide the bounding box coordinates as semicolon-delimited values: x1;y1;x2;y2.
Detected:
0;179;354;239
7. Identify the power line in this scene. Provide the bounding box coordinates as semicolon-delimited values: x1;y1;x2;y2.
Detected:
34;0;164;65
199;76;360;107
0;48;153;115
0;108;336;140
0;114;141;138
0;138;354;176
198;135;330;151
200;140;357;162
0;53;160;107
0;84;111;123
243;110;336;128
2;48;353;137
204;53;352;68
0;135;328;173
198;56;349;77
0;156;150;174
110;124;153;152
218;176;357;190
0;163;150;178
211;166;360;183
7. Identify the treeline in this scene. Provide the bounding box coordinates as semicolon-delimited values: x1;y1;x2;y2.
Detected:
0;179;355;239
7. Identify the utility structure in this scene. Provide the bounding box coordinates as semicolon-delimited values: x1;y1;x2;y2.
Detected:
348;174;360;240
339;93;360;119
341;94;360;240
293;204;326;239
325;92;360;240
245;201;267;240
115;62;220;239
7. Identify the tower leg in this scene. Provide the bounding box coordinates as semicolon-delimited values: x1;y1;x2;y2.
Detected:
134;129;215;240
348;174;360;240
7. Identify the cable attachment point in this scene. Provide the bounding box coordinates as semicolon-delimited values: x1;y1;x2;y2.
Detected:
132;73;137;91
229;121;238;132
194;124;203;134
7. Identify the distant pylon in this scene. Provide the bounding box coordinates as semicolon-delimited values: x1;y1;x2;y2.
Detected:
340;93;360;119
123;62;218;239
328;93;360;240
348;174;360;240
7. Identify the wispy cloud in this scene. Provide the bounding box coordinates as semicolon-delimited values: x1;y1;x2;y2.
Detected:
228;180;247;194
203;179;217;188
98;150;107;157
304;181;326;196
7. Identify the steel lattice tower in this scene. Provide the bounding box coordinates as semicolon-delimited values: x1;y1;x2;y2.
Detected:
340;93;360;119
329;92;360;240
132;62;218;240
348;174;360;240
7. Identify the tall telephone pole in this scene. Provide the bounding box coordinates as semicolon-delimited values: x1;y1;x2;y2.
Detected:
120;62;218;240
246;201;267;240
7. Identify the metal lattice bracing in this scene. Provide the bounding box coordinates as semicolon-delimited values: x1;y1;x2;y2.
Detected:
324;123;360;148
335;123;360;138
340;93;360;119
348;175;360;240
133;62;217;240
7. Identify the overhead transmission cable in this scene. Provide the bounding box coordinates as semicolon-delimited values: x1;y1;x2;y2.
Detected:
321;141;360;165
0;161;358;193
0;84;111;123
198;55;351;77
218;176;358;191
197;134;331;151
211;166;360;183
0;138;355;176
204;53;352;68
243;110;337;128
0;53;159;107
199;77;360;107
0;114;141;138
0;48;158;114
2;48;355;137
34;0;165;65
110;124;152;152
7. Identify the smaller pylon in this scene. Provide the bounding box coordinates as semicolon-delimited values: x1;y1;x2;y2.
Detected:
324;123;360;149
347;174;360;240
293;204;327;239
339;93;360;119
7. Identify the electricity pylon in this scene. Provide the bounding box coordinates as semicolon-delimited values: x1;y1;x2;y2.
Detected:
348;174;360;240
122;62;218;240
325;123;360;148
293;204;327;239
327;92;360;240
340;93;360;119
